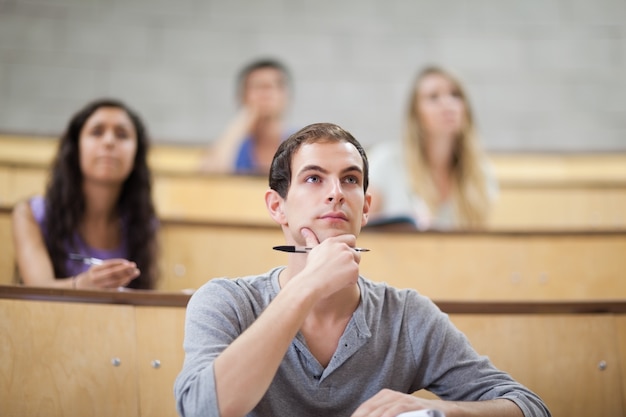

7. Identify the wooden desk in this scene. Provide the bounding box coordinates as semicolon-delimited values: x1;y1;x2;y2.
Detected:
0;134;202;175
2;166;626;230
2;163;626;230
490;184;626;229
446;312;625;416
0;286;188;417
158;221;626;301
2;134;626;183
1;133;626;230
2;206;625;300
1;286;625;417
0;209;15;285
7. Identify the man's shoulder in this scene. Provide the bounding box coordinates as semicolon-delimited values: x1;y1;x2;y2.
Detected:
192;267;282;299
361;277;441;309
359;278;445;327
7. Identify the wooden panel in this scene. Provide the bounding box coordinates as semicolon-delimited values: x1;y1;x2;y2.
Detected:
158;223;285;291
159;223;626;301
0;164;273;225
0;166;8;206
148;144;203;175
1;158;626;230
8;165;47;202
0;211;15;286
156;177;626;229
3;208;625;301
0;165;46;208
0;135;203;175
135;306;187;417
153;174;271;225
616;315;626;414
357;232;626;301
0;299;139;417
1;287;625;417
0;135;56;167
450;314;624;417
3;134;626;185
491;153;626;185
490;186;626;229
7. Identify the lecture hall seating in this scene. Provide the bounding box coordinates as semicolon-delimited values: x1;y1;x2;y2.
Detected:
1;134;626;416
0;286;625;417
1;133;625;230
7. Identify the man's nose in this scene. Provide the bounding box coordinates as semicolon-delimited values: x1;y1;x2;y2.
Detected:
327;179;345;203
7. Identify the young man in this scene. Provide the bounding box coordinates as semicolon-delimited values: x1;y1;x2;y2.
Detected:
200;58;294;175
175;123;551;417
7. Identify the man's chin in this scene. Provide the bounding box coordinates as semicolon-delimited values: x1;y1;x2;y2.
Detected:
313;230;356;242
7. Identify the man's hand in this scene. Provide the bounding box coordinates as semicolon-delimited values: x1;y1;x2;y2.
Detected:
351;389;524;417
289;228;360;299
351;389;447;417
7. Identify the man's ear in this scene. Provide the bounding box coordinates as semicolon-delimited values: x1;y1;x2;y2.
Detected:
361;192;372;227
265;189;288;225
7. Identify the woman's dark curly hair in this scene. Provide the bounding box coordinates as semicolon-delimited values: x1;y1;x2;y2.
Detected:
43;98;158;289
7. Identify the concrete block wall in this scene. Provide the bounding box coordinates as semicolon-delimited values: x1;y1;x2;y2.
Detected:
0;0;625;152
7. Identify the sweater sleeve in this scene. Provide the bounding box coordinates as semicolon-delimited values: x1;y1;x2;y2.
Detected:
174;279;257;417
408;294;551;417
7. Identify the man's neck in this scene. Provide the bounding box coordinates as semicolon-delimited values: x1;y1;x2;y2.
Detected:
313;284;360;317
300;284;360;368
279;262;361;320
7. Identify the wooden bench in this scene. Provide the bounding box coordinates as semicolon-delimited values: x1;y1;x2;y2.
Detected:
1;286;624;417
2;134;626;183
157;221;626;300
2;208;625;300
0;287;187;417
1;133;626;230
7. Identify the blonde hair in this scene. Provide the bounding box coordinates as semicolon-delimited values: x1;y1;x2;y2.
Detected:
403;66;491;228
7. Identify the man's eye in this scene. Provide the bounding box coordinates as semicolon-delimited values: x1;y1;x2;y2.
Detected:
305;175;321;183
344;176;359;184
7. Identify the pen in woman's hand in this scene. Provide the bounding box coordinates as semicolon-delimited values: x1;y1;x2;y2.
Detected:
69;253;104;266
273;245;370;253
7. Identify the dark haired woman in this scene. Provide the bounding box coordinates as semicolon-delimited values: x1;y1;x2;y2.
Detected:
12;98;158;289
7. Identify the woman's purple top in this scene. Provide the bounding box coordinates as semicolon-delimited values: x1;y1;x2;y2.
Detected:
29;196;127;277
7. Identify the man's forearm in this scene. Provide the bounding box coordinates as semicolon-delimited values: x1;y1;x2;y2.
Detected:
213;282;318;417
442;399;525;417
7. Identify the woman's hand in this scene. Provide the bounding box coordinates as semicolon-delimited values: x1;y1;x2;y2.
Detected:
75;259;140;289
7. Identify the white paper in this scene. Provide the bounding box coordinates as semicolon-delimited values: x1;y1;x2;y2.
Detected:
395;410;446;417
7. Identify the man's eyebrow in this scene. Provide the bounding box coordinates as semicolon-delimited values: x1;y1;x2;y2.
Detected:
342;165;364;175
297;164;363;176
298;164;327;175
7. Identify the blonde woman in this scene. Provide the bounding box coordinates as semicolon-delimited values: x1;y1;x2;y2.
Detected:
368;66;497;230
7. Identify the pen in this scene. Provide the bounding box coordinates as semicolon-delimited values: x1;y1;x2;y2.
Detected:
273;245;370;253
69;253;104;266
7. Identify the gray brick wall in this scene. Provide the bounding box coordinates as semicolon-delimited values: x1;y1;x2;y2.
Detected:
0;0;625;151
